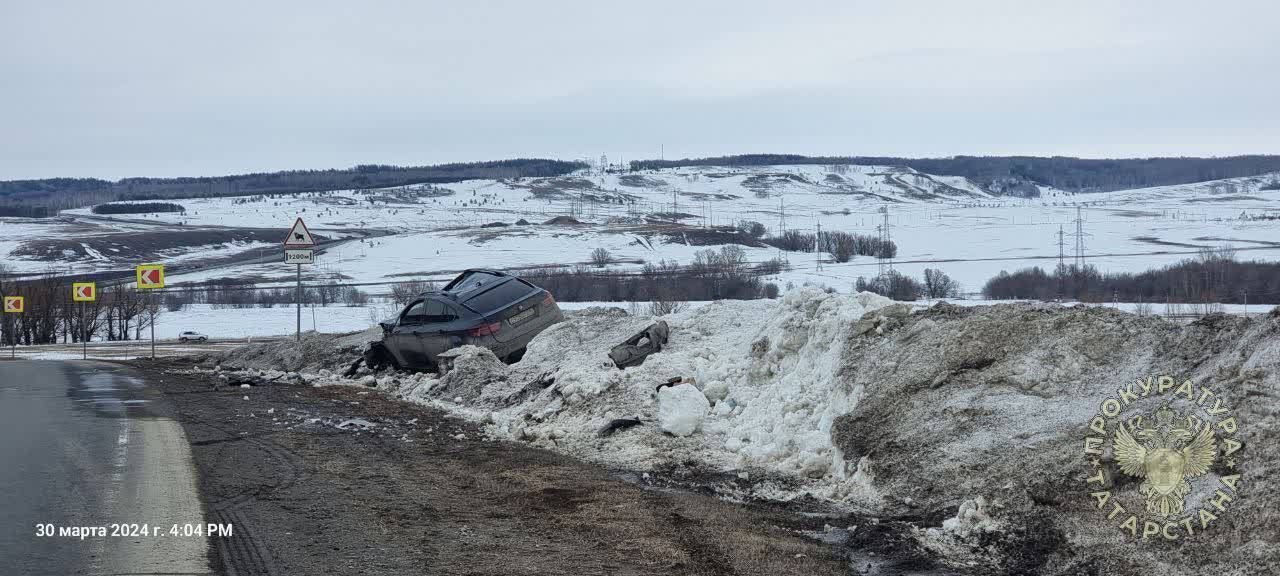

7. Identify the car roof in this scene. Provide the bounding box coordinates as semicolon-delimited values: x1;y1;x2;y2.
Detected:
417;269;514;300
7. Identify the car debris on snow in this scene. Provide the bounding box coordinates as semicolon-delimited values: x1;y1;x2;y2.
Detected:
608;320;669;368
597;417;643;437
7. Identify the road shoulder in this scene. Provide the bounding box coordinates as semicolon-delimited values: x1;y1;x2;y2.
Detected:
142;361;851;576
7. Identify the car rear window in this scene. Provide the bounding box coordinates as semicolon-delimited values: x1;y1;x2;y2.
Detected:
463;280;535;313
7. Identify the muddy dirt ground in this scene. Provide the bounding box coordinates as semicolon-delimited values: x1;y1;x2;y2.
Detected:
139;360;890;576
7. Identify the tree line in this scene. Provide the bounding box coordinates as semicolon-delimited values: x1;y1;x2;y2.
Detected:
91;202;186;215
855;268;959;301
761;229;897;261
0;158;586;215
157;278;372;311
0;266;161;346
629;154;1280;196
981;249;1280;304
525;245;781;304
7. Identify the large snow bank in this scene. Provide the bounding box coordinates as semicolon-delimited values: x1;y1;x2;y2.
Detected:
211;289;895;500
375;288;894;500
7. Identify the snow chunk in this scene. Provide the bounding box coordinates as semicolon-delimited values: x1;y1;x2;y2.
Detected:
657;383;710;437
336;418;375;431
701;380;729;403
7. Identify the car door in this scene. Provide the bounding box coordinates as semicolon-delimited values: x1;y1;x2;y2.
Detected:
387;300;432;368
418;301;464;363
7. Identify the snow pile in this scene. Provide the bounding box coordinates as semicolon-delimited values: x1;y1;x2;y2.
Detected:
939;497;997;535
656;384;709;436
830;303;1280;574
367;288;895;500
208;326;382;373
430;345;509;402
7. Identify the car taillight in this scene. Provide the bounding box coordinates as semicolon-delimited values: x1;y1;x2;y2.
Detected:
467;322;501;337
543;294;555;306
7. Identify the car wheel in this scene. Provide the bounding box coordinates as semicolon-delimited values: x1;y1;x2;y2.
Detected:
199;337;207;343
504;347;527;364
179;337;188;343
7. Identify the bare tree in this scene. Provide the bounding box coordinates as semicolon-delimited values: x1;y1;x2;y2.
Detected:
648;299;688;316
590;247;612;268
923;268;959;299
390;280;434;307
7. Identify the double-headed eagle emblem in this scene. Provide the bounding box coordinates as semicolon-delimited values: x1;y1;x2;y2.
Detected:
1112;404;1217;517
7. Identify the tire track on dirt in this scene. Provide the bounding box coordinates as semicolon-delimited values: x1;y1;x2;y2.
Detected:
188;415;309;576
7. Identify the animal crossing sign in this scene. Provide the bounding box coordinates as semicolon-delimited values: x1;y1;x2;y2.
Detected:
3;296;22;313
136;264;165;289
73;282;96;302
283;217;315;248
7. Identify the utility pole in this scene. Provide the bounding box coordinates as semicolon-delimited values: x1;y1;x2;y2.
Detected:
777;196;786;236
877;206;892;277
815;221;824;271
1067;206;1091;268
1057;225;1065;268
875;224;884;277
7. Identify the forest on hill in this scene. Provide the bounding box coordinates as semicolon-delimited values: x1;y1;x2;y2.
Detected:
630;154;1280;197
0;159;585;217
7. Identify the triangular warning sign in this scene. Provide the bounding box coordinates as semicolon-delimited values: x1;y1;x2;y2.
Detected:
283;218;315;247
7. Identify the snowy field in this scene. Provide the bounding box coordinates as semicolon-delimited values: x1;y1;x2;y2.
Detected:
0;214;278;277
11;164;1280;298
129;165;1280;294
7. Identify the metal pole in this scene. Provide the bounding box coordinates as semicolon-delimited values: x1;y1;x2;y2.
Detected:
296;263;302;341
81;302;87;360
150;293;156;360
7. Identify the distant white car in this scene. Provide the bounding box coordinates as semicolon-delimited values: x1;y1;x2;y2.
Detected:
178;331;209;343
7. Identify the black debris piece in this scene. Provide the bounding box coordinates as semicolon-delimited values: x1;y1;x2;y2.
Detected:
609;320;670;369
597;417;643;438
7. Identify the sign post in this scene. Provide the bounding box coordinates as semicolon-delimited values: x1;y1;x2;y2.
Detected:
73;282;96;359
3;296;23;359
282;218;316;342
136;264;165;359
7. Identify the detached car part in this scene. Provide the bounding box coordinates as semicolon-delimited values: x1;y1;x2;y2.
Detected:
609;320;670;369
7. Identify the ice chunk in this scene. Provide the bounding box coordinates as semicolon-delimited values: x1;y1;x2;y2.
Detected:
336;418;375;431
702;380;729;403
657;383;709;437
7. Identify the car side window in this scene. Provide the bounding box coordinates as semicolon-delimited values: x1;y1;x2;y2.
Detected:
401;300;428;323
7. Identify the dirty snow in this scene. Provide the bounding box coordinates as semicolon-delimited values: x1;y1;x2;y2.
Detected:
215;288;895;501
202;289;1280;574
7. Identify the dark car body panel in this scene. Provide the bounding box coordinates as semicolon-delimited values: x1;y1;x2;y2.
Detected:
381;270;563;370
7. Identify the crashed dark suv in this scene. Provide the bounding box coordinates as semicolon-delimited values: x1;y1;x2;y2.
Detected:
372;270;564;370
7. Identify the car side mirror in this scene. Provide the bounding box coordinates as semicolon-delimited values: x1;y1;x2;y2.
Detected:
379;321;396;333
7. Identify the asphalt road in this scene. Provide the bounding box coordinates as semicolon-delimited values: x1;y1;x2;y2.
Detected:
5;337;284;362
0;361;211;575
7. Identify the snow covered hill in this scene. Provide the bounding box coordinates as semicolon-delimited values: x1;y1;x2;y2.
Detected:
5;164;1279;297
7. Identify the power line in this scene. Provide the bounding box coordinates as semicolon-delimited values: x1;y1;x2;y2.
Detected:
877;206;892;277
815;220;824;272
1067;206;1092;267
1057;224;1066;268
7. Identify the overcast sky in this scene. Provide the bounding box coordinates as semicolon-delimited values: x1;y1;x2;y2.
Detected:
2;0;1277;180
